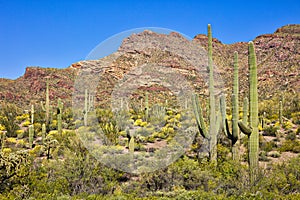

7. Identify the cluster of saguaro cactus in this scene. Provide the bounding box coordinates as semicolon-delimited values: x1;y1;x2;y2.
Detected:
84;89;94;126
238;41;259;184
192;24;222;162
57;98;63;136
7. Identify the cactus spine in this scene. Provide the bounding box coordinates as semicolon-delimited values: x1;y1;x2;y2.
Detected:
41;80;50;126
29;124;34;148
191;24;221;162
57;98;63;136
238;41;259;183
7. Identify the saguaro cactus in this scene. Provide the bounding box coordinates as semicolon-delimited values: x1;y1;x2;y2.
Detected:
145;92;149;122
57;98;63;136
192;24;221;162
42;123;46;144
279;100;283;125
127;128;134;153
238;41;259;184
41;80;50;125
29;124;34;148
31;105;34;124
222;52;240;160
83;89;94;126
1;131;6;150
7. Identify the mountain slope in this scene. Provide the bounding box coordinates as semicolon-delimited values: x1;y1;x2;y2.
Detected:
0;24;299;109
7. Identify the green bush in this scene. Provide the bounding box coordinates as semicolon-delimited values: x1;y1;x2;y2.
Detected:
285;131;296;141
279;140;300;153
262;125;278;137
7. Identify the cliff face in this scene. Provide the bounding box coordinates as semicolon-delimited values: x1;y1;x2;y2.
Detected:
0;24;299;108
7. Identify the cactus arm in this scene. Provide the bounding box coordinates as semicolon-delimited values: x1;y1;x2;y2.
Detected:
242;97;249;125
215;108;222;135
192;94;209;139
238;121;252;136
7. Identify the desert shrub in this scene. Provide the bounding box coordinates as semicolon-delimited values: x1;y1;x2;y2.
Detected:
268;151;281;158
283;121;293;130
260;141;276;152
291;112;300;124
279;140;300;153
262;125;279;137
285;131;296;141
259;151;270;161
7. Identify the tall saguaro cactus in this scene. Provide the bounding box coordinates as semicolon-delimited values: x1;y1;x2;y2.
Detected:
57;98;63;136
207;24;218;161
238;41;259;184
41;80;50;126
145;92;149;122
223;52;240;160
42;123;46;144
29;124;34;148
192;24;221;162
83;89;94;126
31;105;34;124
279;100;283;125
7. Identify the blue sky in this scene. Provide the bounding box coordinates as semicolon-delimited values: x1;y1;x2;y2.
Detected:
0;0;299;79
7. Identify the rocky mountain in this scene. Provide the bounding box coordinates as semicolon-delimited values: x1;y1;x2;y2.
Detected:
0;24;299;110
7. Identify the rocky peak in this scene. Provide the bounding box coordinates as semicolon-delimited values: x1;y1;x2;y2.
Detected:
275;24;300;35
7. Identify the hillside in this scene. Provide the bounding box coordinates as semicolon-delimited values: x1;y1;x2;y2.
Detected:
0;25;299;111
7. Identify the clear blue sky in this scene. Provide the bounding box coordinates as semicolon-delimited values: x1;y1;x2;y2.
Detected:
0;0;299;79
